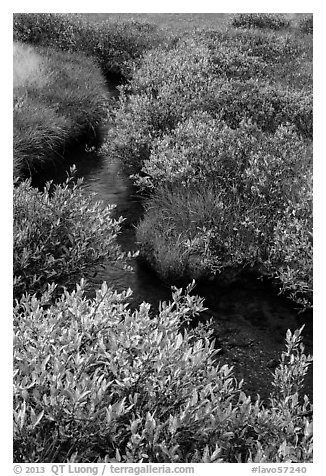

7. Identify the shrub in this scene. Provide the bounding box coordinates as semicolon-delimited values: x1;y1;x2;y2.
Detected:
231;13;290;31
13;13;84;50
13;13;163;78
110;29;312;306
198;27;303;63
110;39;217;173
13;174;125;301
209;27;311;91
13;42;109;177
136;115;309;189
211;79;312;139
112;43;259;174
137;116;310;210
298;15;313;34
135;116;312;304
265;172;313;308
111;36;312;177
210;44;268;80
135;115;258;190
13;281;312;463
87;19;164;78
188;27;311;92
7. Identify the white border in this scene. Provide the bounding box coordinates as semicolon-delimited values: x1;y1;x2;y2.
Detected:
4;2;324;474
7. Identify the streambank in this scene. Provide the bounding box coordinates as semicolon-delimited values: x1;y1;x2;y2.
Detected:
49;149;312;402
21;71;312;402
13;42;110;179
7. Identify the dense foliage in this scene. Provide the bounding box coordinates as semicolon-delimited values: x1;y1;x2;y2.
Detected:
111;32;311;172
298;15;313;34
14;42;108;177
13;175;125;301
109;29;312;308
13;13;164;78
12;13;313;464
135;118;312;303
231;13;290;30
14;281;312;463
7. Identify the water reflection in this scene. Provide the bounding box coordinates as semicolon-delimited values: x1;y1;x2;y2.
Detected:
49;149;313;401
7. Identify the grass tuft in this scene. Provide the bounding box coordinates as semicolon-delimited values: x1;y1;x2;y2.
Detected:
13;42;108;178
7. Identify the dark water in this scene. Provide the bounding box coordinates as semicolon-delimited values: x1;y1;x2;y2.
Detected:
30;76;312;402
68;150;313;402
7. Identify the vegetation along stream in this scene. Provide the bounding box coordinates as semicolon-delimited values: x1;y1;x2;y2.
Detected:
13;13;313;463
29;75;312;401
63;143;313;402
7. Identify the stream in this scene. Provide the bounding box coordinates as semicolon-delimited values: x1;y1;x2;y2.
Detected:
60;149;313;402
32;80;313;402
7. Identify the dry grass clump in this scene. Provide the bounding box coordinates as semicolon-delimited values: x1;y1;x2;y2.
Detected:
13;42;47;89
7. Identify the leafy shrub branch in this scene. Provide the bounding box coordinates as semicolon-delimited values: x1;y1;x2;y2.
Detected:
13;13;164;79
13;173;126;301
14;281;312;463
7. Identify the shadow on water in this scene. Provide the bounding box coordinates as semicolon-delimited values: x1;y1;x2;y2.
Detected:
29;72;312;401
57;150;312;403
70;153;173;306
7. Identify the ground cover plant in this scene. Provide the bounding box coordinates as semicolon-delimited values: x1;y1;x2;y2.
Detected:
13;13;164;79
13;13;313;464
13;174;126;302
200;27;313;91
135;117;312;305
13;41;109;178
231;13;290;30
14;281;312;463
298;15;313;34
112;30;312;169
84;13;230;33
109;15;313;309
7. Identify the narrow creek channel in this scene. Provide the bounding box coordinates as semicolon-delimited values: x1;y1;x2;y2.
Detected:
60;149;313;403
32;81;313;403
